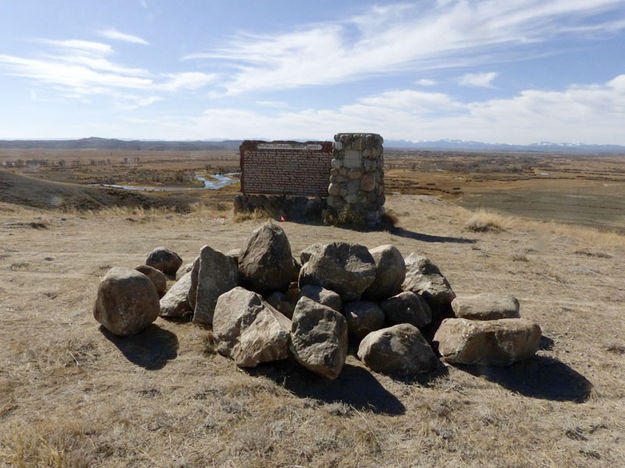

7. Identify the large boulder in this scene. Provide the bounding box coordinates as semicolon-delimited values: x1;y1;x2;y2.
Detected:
160;270;194;319
94;267;160;336
192;246;239;327
146;247;182;276
238;223;297;294
451;293;520;320
402;253;455;314
187;256;201;310
135;264;167;298
298;242;376;302
290;296;348;379
213;287;291;368
380;291;432;329
344;301;385;341
357;324;439;377
434;318;542;366
298;284;343;312
363;245;406;300
299;243;325;264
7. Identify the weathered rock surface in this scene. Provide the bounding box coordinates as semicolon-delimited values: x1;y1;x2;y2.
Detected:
402;253;455;313
192;246;239;327
135;264;167;298
300;243;325;264
290;296;348;379
226;248;241;261
146;247;182;276
380;291;432;328
187;256;201;310
94;267;160;336
160;270;193;318
238;223;297;294
451;293;520;320
298;242;376;301
363;245;405;300
298;284;342;312
357;324;439;377
266;291;295;319
344;301;385;340
213;287;291;368
434;318;541;366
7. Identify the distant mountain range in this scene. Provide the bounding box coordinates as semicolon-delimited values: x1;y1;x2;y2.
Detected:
1;137;624;153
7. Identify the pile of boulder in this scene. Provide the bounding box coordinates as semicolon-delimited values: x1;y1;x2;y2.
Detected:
93;222;542;379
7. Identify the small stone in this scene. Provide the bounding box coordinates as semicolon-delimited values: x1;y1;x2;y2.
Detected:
402;253;455;314
94;267;159;336
160;270;194;319
344;301;385;340
361;173;376;192
290;297;348;379
300;243;325;264
146;247;182;276
357;324;439;377
451;293;520;320
434;318;542;366
298;284;342;312
328;183;341;196
135;264;167;298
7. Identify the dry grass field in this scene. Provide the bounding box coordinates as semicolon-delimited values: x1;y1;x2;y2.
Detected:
1;148;625;467
1;192;625;467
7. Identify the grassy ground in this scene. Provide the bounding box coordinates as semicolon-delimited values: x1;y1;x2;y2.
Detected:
1;195;624;467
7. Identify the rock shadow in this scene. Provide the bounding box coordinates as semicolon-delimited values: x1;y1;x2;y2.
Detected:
390;226;477;244
539;335;555;351
456;355;592;403
100;324;179;370
248;360;406;415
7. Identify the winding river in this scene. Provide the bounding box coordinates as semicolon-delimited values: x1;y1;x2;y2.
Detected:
98;173;239;192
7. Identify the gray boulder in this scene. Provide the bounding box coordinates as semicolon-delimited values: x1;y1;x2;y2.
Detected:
160;270;193;318
344;301;385;340
357;324;439;377
380;291;432;328
290;297;348;379
298;284;343;312
434;318;541;366
94;267;160;336
266;291;295;319
363;245;406;300
451;293;520;320
135;264;167;298
213;287;291;368
187;256;201;310
300;243;325;264
402;253;455;313
238;223;297;294
192;246;239;327
298;242;376;302
146;247;182;276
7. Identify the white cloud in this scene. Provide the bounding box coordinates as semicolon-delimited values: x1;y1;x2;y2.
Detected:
458;71;498;87
416;79;437;86
169;74;625;144
98;28;149;46
156;72;217;91
39;39;113;55
184;0;625;94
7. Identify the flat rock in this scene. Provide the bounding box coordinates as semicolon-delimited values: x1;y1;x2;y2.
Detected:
298;242;376;302
94;267;159;336
402;253;455;314
451;293;520;320
363;245;405;300
135;264;167;298
213;287;291;368
160;270;194;319
434;318;542;366
146;247;182;276
344;301;385;340
357;324;439;377
238;222;297;294
192;246;239;327
380;291;432;328
298;284;342;312
290;296;348;379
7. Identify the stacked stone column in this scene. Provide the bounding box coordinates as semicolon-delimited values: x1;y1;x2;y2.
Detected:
325;133;385;227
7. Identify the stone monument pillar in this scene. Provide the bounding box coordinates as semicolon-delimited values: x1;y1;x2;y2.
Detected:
324;133;385;227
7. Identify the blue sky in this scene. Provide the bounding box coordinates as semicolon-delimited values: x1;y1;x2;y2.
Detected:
1;0;625;144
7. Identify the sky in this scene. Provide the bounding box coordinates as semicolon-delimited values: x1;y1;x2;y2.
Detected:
1;0;625;144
